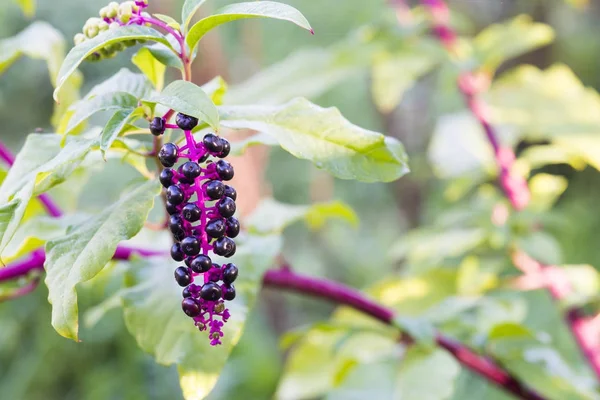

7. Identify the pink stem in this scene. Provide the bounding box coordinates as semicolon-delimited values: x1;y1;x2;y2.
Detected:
263;269;545;400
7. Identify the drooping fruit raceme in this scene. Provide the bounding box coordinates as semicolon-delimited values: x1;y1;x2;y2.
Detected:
155;113;238;346
74;0;151;62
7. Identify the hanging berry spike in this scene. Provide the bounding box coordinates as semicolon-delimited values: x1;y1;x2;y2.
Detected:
155;112;238;346
74;0;151;62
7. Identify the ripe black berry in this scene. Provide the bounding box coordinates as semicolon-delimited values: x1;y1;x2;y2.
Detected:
182;286;192;298
158;143;178;167
223;284;236;301
177;164;195;185
190;255;212;273
159;168;175;188
166;185;185;205
215;160;234;181
181;236;200;256
149;117;165;136
200;282;222;301
223;263;238;284
182;298;201;317
205;180;224;200
226;217;240;238
176;113;199;131
170;243;185;261
223;185;237;201
181;161;201;181
217;197;236;218
214;237;236;257
173;230;186;242
206;219;225;239
181;203;201;222
203;133;223;154
169;214;185;235
174;266;192;287
218;138;230;158
166;202;179;215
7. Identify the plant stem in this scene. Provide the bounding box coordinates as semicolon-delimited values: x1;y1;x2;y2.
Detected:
263;269;545;400
418;0;600;382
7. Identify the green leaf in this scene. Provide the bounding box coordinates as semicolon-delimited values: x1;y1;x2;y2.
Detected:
516;231;563;266
246;198;358;234
65;92;139;135
132;47;166;91
153;13;181;31
230;132;278;156
100;108;144;156
371;43;439;113
201;76;228;106
44;179;160;340
392;316;436;348
186;1;312;53
54;25;174;101
86;68;154;100
181;0;208;32
146;80;219;130
487;64;600;139
227;46;363;106
219;98;409;182
146;42;184;69
473;15;554;70
0;134;96;253
120;233;282;398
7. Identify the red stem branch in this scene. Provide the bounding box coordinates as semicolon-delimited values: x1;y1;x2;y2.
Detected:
263;269;545;400
419;0;600;382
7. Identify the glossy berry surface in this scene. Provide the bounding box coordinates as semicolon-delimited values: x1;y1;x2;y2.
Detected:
149;117;165;136
176;113;199;131
200;282;222;301
217;197;236;218
223;284;236;301
174;266;192;287
166;185;185;205
206;219;225;238
203;133;223;154
181;161;201;180
158;143;178;167
159;168;175;188
181;203;201;222
181;236;200;256
223;185;237;200
166;202;179;215
215;160;234;181
218;139;231;158
223;263;238;284
205;180;224;200
214;237;236;257
182;298;201;317
226;217;240;238
190;255;212;273
170;243;185;262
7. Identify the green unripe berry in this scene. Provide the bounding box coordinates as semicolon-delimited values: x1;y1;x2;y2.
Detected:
107;2;119;18
74;33;86;46
86;53;101;62
124;39;137;47
118;2;133;23
98;20;109;32
85;25;99;39
99;6;108;18
109;21;120;30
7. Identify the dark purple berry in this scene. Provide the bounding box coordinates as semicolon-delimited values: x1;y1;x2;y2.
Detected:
158;143;178;167
176;113;198;131
223;185;237;201
150;117;165;136
177;164;195;185
181;236;200;256
205;180;225;200
200;282;222;301
166;202;179;215
223;284;236;301
217;138;230;158
181;161;201;180
173;230;186;242
169;214;184;235
190;255;212;273
182;287;192;298
214;237;236;257
226;217;240;238
159;168;175;188
166;185;185;205
182;298;201;317
215;160;234;181
174;266;192;287
223;263;238;284
203;133;223;154
206;219;225;239
170;243;185;261
217;197;236;218
181;203;201;222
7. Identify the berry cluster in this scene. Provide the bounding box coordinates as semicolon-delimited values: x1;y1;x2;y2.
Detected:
154;113;239;346
74;0;150;62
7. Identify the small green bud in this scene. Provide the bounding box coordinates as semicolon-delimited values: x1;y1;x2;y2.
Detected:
124;39;137;47
98;20;109;32
106;2;119;18
136;38;147;44
109;21;120;30
99;6;108;18
73;33;86;46
214;302;225;313
86;52;101;62
85;25;99;39
118;2;133;23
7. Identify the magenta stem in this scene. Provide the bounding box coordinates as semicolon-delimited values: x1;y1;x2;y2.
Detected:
263;269;545;400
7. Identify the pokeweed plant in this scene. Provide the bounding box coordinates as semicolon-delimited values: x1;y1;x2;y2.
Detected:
1;0;600;400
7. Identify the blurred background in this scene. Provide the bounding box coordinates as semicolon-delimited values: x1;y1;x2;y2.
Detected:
1;0;600;399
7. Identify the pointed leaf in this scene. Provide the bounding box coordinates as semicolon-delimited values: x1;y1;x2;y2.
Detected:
182;0;208;32
86;68;154;100
132;47;166;90
186;1;312;53
44;179;160;340
219;98;409;182
201;76;228;106
54;25;174;101
146;80;219;130
65;92;138;134
100;108;144;156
